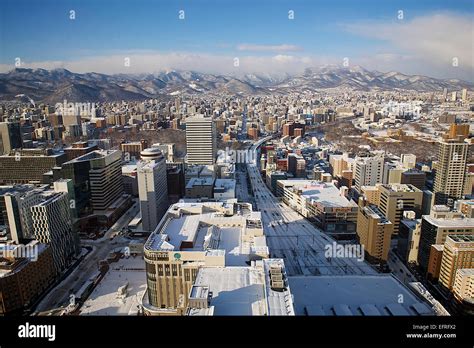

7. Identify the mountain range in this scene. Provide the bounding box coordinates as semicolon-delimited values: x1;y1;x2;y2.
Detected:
0;65;472;103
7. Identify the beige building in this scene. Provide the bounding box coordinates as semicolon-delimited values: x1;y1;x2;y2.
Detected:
433;139;469;205
418;205;474;272
329;154;348;177
439;234;474;291
453;269;474;301
361;184;423;235
356;202;393;263
142;201;275;315
277;180;358;238
427;244;444;280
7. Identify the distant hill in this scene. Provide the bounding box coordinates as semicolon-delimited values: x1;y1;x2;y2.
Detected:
0;66;472;102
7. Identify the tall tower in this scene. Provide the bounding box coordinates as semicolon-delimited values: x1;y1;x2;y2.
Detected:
185;115;216;165
31;192;78;273
433;139;468;205
138;148;168;232
354;156;384;192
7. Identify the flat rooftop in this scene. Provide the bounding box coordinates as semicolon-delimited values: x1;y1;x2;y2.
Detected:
193;267;266;315
380;183;421;193
280;180;357;208
80;256;146;316
145;201;266;266
423;215;474;228
186;177;215;189
289;275;434;316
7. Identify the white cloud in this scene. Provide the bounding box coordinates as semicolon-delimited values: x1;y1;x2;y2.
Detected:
237;44;303;52
0;13;471;81
0;51;329;76
343;13;474;80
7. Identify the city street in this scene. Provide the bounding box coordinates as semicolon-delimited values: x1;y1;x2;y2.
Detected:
246;137;376;276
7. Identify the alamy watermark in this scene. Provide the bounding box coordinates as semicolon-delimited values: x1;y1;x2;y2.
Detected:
0;242;39;261
324;242;365;262
55;99;96;116
217;147;257;164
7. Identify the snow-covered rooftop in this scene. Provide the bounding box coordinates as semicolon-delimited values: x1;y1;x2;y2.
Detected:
80;257;146;316
289;275;434;316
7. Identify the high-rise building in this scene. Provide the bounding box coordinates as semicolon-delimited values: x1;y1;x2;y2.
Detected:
329;154;348;177
0;241;55;315
451;91;457;102
141;201;291;316
401;154;417;169
433;139;469;205
398;213;421;265
354;156;384;192
88;150;124;211
377;184;423;235
461;88;468;102
137;148;168;232
0;149;67;185
453;269;474;301
0;185;46;243
439;234;474;291
356;202;393;263
418;205;474;272
31;192;79;273
0;122;22;155
185;115;216;165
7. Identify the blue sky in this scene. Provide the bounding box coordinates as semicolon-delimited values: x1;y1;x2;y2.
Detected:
1;0;473;79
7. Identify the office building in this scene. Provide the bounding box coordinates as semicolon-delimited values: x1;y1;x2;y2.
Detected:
63;141;98;161
433;139;469;205
87;150;124;212
0;122;22;155
277;180;358;238
439;234;474;291
31;192;79;273
377;184;423;235
418;205;474;272
121;140;148;161
137;148;168;232
357;202;393;263
185;177;215;199
185;115;216;165
398;214;421;265
453;269;474;301
354;156;384;192
0;185;47;243
142;201;279;315
0;149;67;185
0;241;55;315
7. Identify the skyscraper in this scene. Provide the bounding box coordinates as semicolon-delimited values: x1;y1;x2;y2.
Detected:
137;148;168;232
354;156;384;192
433;139;469;205
0;122;22;155
31;192;79;273
356;203;393;263
185;115;216;165
377;184;423;235
439;235;474;291
88;150;124;211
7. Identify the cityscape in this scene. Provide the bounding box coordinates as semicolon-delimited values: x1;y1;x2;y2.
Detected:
0;0;473;346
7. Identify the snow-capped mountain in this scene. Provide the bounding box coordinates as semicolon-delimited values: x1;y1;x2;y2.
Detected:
0;66;472;102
